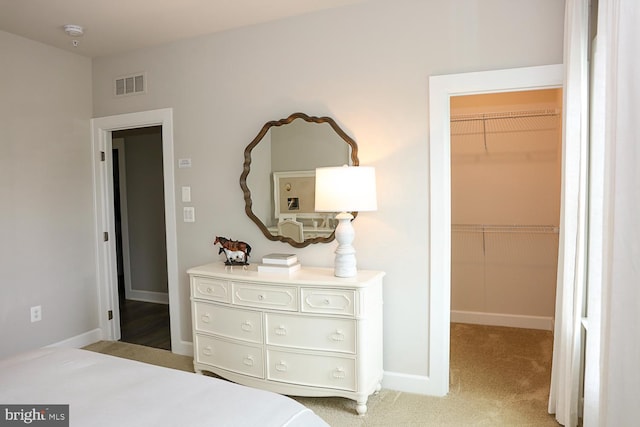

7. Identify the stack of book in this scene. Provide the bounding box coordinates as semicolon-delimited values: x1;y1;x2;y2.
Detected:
257;253;301;274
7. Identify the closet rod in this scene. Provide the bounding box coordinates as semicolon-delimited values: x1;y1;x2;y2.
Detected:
450;109;560;123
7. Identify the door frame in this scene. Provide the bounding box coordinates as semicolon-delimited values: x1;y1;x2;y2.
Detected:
91;108;185;354
427;64;564;395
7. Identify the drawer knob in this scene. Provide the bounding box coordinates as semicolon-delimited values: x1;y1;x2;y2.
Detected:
243;356;254;367
258;294;265;301
201;313;211;323
332;367;346;379
275;361;288;372
206;287;213;293
330;330;345;342
240;321;253;332
323;298;331;305
275;325;287;336
202;346;213;356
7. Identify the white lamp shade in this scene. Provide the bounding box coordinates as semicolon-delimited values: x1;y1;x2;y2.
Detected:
315;166;377;212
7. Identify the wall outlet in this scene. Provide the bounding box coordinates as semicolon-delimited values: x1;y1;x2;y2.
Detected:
30;305;42;323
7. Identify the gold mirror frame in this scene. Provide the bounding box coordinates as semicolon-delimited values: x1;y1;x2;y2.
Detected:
240;112;359;248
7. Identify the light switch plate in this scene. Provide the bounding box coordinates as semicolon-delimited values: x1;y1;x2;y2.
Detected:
182;186;191;202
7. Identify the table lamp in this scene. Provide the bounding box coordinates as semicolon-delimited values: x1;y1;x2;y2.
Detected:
315;165;377;277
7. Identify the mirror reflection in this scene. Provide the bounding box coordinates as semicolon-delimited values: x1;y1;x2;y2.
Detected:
240;113;359;247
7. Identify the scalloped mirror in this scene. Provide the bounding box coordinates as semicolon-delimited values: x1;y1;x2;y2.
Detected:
240;113;359;248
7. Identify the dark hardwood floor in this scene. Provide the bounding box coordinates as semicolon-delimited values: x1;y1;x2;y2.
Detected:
119;298;171;351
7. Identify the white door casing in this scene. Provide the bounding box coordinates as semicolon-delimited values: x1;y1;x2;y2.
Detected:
428;65;563;395
91;108;186;355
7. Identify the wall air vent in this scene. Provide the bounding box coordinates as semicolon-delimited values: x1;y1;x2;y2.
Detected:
114;73;146;97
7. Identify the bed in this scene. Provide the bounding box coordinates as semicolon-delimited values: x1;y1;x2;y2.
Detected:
0;347;329;427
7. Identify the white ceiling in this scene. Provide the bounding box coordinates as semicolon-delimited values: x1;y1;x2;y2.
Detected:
0;0;364;58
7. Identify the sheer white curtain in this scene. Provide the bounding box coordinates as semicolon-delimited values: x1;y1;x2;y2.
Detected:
587;1;640;425
548;0;590;426
581;11;606;427
551;1;640;425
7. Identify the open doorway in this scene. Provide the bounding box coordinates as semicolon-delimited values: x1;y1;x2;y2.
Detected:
112;126;170;350
427;65;563;396
91;108;185;356
448;89;562;414
450;89;562;329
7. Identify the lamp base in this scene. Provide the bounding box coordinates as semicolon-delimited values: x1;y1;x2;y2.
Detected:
333;212;357;278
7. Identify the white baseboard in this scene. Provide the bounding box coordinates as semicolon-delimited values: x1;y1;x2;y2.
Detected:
382;371;445;396
125;290;169;304
45;328;103;349
46;329;194;359
451;310;554;331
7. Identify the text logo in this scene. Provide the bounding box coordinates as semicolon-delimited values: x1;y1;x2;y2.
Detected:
0;405;68;426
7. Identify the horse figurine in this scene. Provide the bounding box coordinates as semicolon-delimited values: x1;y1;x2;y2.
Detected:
218;246;246;264
214;236;252;266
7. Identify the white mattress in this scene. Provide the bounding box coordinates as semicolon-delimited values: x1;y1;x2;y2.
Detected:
0;347;329;427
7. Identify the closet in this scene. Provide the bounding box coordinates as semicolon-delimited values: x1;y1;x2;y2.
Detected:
450;89;562;330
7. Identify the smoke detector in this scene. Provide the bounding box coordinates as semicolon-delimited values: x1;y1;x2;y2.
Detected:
63;24;84;37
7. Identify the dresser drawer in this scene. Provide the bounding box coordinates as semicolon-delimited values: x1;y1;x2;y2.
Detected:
301;288;355;316
232;282;298;311
265;314;356;354
267;349;356;391
194;302;263;343
192;276;230;302
195;334;264;378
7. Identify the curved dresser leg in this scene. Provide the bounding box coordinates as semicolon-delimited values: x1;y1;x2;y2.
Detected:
356;399;368;416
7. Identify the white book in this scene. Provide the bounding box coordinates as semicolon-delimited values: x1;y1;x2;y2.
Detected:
257;262;301;274
261;253;298;266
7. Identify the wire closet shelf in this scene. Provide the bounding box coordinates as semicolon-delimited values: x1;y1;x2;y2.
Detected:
451;224;559;234
450;108;561;152
450;108;561;123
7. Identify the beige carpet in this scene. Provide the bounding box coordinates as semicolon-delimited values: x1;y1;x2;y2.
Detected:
84;323;560;426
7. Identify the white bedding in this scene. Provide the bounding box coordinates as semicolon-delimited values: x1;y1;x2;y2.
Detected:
0;348;329;427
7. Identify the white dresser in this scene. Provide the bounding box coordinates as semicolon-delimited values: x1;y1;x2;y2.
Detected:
187;262;384;415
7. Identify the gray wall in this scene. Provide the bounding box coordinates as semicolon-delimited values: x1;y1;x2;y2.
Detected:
0;0;565;377
0;30;94;358
91;0;564;378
